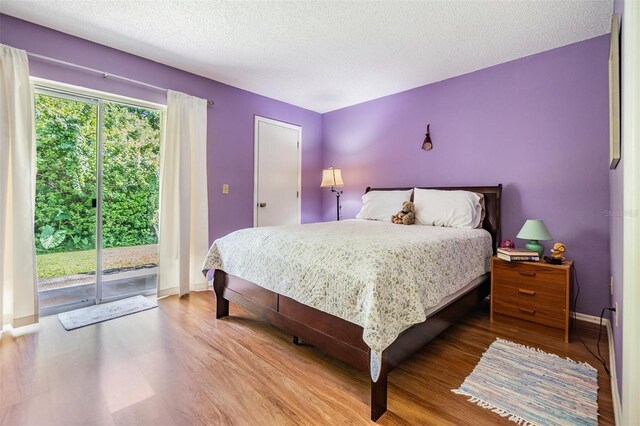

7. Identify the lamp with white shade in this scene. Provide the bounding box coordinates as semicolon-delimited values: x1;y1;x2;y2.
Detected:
516;219;553;257
321;167;344;221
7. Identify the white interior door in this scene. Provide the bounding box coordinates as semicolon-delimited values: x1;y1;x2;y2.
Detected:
254;116;301;227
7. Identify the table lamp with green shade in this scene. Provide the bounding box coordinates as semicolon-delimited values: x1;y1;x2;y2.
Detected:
516;219;553;257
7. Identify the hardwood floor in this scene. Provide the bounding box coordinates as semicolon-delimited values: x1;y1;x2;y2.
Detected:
0;291;614;425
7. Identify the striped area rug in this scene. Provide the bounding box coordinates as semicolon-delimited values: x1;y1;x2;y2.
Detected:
452;338;598;426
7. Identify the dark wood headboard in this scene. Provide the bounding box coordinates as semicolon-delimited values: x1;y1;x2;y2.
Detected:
365;185;502;253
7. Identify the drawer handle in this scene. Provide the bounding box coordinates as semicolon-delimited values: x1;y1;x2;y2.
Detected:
518;288;536;296
518;307;536;315
519;271;536;277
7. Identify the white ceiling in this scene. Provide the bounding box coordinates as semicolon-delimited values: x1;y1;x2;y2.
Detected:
0;0;612;113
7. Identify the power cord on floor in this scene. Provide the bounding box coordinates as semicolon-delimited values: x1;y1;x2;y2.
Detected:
571;266;612;375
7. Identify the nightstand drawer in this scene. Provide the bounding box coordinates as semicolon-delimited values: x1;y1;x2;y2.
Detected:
492;284;565;315
492;298;566;329
492;261;565;294
492;280;565;301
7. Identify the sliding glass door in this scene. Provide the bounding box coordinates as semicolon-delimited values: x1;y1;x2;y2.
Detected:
34;92;98;313
34;88;162;315
99;102;160;302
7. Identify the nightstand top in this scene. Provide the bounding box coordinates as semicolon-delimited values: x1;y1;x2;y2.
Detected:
492;256;573;270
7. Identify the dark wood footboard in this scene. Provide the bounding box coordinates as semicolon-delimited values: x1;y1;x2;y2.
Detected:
213;269;370;371
213;270;229;319
213;269;490;421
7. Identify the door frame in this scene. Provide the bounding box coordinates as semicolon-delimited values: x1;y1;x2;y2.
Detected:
253;115;302;227
622;1;640;423
32;78;164;315
31;77;165;111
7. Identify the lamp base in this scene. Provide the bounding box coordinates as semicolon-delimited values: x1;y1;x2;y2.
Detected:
525;240;545;257
330;187;342;221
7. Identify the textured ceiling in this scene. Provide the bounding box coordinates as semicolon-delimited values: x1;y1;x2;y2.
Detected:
0;0;612;113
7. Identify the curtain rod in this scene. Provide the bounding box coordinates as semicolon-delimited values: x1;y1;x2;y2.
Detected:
26;51;215;106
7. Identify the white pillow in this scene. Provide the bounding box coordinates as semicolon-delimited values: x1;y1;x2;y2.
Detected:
355;189;413;222
413;189;483;228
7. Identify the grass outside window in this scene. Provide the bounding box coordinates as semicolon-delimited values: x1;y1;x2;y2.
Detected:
36;244;158;279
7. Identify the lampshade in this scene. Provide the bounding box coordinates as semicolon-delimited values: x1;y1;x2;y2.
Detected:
516;219;553;241
320;167;344;188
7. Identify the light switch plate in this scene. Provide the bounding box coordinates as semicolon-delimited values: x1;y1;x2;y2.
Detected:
222;184;229;194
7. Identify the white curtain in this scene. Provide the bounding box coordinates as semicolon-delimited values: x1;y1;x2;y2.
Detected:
0;44;38;327
159;90;209;297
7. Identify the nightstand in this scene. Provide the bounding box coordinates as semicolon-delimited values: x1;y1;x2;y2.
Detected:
490;256;573;342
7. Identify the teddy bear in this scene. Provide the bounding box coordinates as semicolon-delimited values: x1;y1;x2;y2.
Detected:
391;201;416;225
550;242;566;260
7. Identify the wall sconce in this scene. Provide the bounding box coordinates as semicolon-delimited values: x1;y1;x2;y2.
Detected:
321;167;344;221
422;124;433;151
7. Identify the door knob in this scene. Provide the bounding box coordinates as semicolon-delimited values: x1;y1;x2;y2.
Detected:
259;202;267;208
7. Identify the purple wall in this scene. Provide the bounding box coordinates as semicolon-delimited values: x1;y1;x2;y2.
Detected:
610;0;624;399
322;36;611;317
0;14;323;243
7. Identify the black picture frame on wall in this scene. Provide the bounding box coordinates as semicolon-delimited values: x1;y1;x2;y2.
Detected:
609;14;620;170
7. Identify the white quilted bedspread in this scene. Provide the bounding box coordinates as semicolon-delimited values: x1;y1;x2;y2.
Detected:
202;219;492;378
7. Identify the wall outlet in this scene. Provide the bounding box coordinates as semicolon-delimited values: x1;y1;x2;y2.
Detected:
222;184;229;194
615;302;619;327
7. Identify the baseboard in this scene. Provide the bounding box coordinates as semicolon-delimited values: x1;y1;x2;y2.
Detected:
574;312;609;325
157;286;178;298
574;312;622;425
193;282;210;291
157;284;212;299
606;321;622;426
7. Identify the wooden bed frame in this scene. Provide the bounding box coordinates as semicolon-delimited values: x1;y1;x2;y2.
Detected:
212;185;502;421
